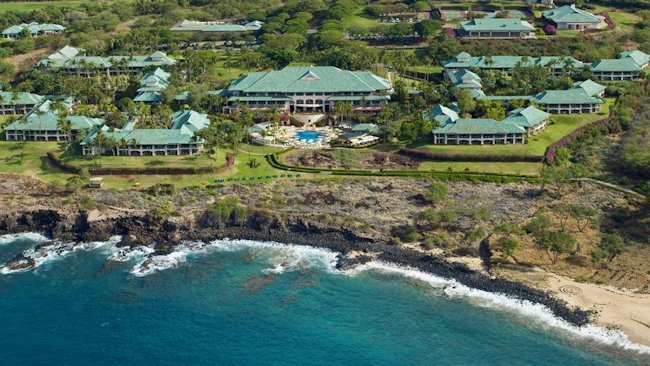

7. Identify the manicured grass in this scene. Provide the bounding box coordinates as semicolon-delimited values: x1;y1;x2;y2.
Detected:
341;8;393;34
419;161;542;176
407;65;443;74
593;6;640;32
0;1;89;13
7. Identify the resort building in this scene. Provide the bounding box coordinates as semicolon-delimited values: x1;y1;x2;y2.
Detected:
4;100;103;141
2;22;65;39
530;80;604;114
542;5;605;31
134;68;171;104
447;69;482;89
0;92;44;115
218;66;392;114
458;18;535;39
426;104;549;144
39;46;176;77
442;52;585;76
80;110;210;156
170;20;264;33
502;106;551;135
590;50;650;81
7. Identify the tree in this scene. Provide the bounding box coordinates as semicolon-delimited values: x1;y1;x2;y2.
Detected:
499;237;521;262
537;231;577;264
476;99;506;120
454;89;475;115
463;227;486;247
598;233;627;263
414;20;441;38
524;215;550;237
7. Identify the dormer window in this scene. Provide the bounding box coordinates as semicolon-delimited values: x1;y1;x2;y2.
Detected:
300;70;320;81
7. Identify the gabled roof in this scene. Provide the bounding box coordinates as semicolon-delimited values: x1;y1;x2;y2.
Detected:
460;18;535;32
426;104;459;125
2;22;65;35
531;88;603;105
443;54;584;70
226;66;391;94
5;101;104;131
433;118;526;134
504;106;550;128
0;91;44;105
81;129;198;146
571;79;605;96
542;5;601;24
591;58;642;72
619;50;650;66
39;47;175;69
170;110;210;133
448;69;482;89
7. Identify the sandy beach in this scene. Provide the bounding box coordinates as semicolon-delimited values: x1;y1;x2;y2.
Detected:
542;270;650;347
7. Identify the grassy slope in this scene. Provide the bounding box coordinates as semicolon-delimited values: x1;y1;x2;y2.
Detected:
408;98;613;157
0;1;90;13
341;8;393;34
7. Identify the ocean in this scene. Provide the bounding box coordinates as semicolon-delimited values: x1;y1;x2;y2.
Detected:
0;233;648;365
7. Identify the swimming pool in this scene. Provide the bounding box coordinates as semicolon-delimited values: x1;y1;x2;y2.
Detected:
296;130;324;143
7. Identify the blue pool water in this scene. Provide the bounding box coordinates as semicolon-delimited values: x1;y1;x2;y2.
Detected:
0;234;648;365
296;130;323;142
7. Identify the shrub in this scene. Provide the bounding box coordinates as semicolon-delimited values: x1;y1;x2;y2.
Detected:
544;24;556;35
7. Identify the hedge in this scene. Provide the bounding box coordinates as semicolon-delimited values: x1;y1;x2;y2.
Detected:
544;118;621;164
398;148;544;163
47;152;235;175
266;153;541;183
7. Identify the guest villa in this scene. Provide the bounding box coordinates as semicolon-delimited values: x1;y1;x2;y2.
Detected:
458;18;536;39
134;68;171;104
427;104;550;145
0;92;44;114
5;100;103;141
443;52;585;76
38;46;176;77
2;22;65;39
542;4;606;31
591;50;650;81
170;20;264;33
217;66;392;114
81;110;210;156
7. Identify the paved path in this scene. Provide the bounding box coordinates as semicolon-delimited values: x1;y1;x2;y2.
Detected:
571;178;646;200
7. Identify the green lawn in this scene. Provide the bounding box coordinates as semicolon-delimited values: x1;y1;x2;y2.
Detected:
0;1;91;13
408;99;613;157
407;65;443;74
341;8;393;34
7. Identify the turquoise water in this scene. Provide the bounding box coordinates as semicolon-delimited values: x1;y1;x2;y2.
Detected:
0;234;647;365
296;130;323;142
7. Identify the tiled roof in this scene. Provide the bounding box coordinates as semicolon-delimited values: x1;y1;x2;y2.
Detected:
226;66;391;94
460;18;535;32
542;5;601;24
433;118;526;134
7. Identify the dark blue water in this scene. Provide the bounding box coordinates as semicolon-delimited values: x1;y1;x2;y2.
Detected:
0;235;647;365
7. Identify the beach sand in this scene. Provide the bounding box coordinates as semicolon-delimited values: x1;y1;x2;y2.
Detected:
541;270;650;347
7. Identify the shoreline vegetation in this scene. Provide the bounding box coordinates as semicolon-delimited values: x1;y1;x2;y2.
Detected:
0;175;648;350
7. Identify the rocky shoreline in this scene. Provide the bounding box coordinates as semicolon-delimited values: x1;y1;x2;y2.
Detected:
0;207;593;326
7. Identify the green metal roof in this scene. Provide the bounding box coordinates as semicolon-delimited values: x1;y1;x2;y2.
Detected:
5;112;103;131
460;18;535;32
227;66;391;94
82;129;198;145
531;89;603;105
542;5;601;24
170;110;210;133
433;118;526;134
228;96;293;102
619;50;650;66
40;46;176;69
0;91;44;105
591;58;641;72
350;123;379;133
2;22;64;36
572;80;605;96
425;104;459;125
448;69;482;89
503;106;550;128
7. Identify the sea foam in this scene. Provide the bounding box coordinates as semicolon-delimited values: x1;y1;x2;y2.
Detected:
0;232;50;245
347;261;650;355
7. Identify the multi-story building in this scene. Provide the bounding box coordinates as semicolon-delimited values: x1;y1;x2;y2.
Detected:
0;92;44;115
442;52;585;76
2;22;65;39
591;50;650;81
134;68;171;104
38;46;176;77
218;66;392;114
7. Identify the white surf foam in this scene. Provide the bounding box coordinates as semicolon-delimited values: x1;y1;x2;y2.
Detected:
0;236;122;274
128;239;339;277
347;261;650;355
0;232;50;245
